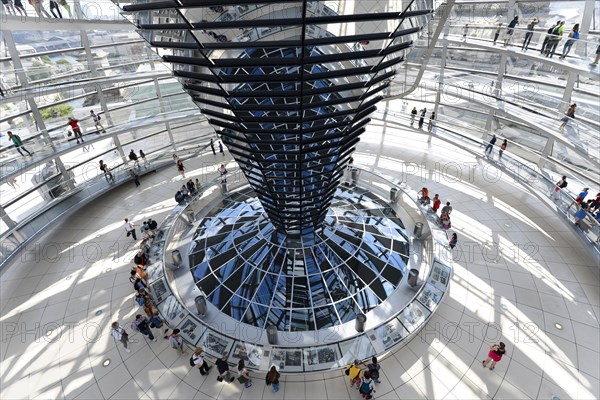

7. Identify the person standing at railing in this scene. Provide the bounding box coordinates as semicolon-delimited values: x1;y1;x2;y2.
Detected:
427;112;435;132
12;0;25;15
67;117;84;144
569;187;589;210
6;131;34;157
462;24;468;42
58;0;70;17
559;103;576;131
31;0;52;17
560;24;580;60
544;20;565;58
418;108;426;129
139;149;150;168
99;160;114;183
492;22;503;45
498;139;507;159
521;17;539;51
410;106;417;126
540;21;559;55
503;16;519;47
551;175;567;201
592;44;600;66
2;0;16;15
484;134;497;157
90;110;105;133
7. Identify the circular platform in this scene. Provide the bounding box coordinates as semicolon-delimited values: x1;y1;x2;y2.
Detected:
188;185;411;332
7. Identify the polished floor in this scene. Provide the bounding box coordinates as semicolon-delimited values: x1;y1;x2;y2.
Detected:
1;113;598;399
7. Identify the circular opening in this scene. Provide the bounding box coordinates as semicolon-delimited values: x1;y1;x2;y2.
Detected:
105;268;112;273
102;359;111;367
95;310;103;316
554;323;563;330
500;304;508;310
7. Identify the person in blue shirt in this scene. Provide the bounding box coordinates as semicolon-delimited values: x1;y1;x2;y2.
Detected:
560;24;580;59
574;205;589;227
569;187;589;210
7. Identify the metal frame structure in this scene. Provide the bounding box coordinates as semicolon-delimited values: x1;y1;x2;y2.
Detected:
120;0;433;236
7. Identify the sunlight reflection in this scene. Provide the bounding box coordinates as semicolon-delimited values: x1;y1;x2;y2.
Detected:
492;198;555;241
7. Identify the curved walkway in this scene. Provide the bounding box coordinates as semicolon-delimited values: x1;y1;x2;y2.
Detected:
0;118;598;399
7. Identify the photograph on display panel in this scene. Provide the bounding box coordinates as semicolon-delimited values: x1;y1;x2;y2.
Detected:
179;317;205;345
149;277;169;305
303;344;341;371
146;261;165;284
201;330;233;358
269;348;304;372
371;317;409;349
229;341;264;368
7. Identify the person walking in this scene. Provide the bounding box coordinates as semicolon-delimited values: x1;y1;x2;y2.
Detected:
111;321;132;353
2;0;16;15
216;352;235;383
521;17;538;51
367;356;381;384
441;201;453;215
265;365;280;393
177;160;186;178
432;194;441;213
124;218;137;240
139;150;150;168
99;160;114;183
132;314;157;342
210;138;216;155
358;371;376;399
49;0;62;17
482;342;506;370
410;106;417;125
499;139;507;159
6;131;33;157
67;117;84;144
552;175;568;201
484;134;497;156
462;24;469;41
12;0;26;15
345;359;363;389
128;149;140;167
427;112;435;132
559;103;576;131
169;329;186;355
503;16;519;46
32;0;52;17
569;187;589;210
591;44;600;66
492;22;502;45
191;347;211;376
218;140;224;156
449;232;458;249
545;20;565;57
129;169;140;187
90;110;105;133
418;108;426;129
560;24;580;59
237;359;252;388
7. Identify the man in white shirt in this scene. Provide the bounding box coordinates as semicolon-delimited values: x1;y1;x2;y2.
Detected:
124;218;137;240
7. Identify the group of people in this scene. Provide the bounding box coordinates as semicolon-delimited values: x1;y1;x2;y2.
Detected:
416;188;458;247
410;107;435;132
209;138;225;156
483;134;508;160
175;179;201;204
66;110;106;145
345;358;382;399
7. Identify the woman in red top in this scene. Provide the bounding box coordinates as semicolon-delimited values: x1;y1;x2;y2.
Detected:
432;194;441;213
67;117;84;144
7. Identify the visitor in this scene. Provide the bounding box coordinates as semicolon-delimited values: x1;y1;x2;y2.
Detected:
265;365;280;393
177;159;185;178
484;134;497;157
449;232;458;249
210;138;216;155
31;0;52;17
559;103;576;131
67;117;84;144
191;347;211;376
560;24;580;59
59;0;71;17
12;0;26;16
492;22;502;45
358;371;375;399
218;164;228;182
366;357;381;384
175;191;185;204
551;175;568;201
441;201;453;215
545;20;565;58
99;160;114;183
132;314;157;342
169;329;186;356
521;17;538;51
462;24;468;41
2;0;16;15
345;359;363;389
540;21;560;55
410;106;417;125
129;150;140;167
218;140;224;155
482;342;506;370
427;112;435;132
418;187;430;205
6;131;33;157
503;16;519;46
418;108;426;129
111;321;132;353
49;0;62;17
195;178;201;190
216;352;235;383
129;169;140;187
187;179;197;195
148;311;170;339
432;194;441;213
574;204;590;227
123;218;137;240
139;149;150;168
237;359;252;388
569;187;589;210
499;139;507;159
591;44;600;65
440;212;451;230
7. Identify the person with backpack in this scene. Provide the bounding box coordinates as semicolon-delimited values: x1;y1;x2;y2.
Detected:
111;321;132;353
552;175;568;201
345;359;363;389
265;365;281;393
216;352;235;383
540;21;559;54
132;314;156;342
191;347;211;375
90;110;105;133
148;311;170;339
484;134;497;157
367;356;381;384
358;371;376;399
237;359;252;388
545;20;565;57
169;329;186;355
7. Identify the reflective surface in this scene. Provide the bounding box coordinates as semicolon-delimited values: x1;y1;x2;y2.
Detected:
189;185;410;331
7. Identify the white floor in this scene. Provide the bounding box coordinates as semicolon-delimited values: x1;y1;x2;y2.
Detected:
1;118;598;400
